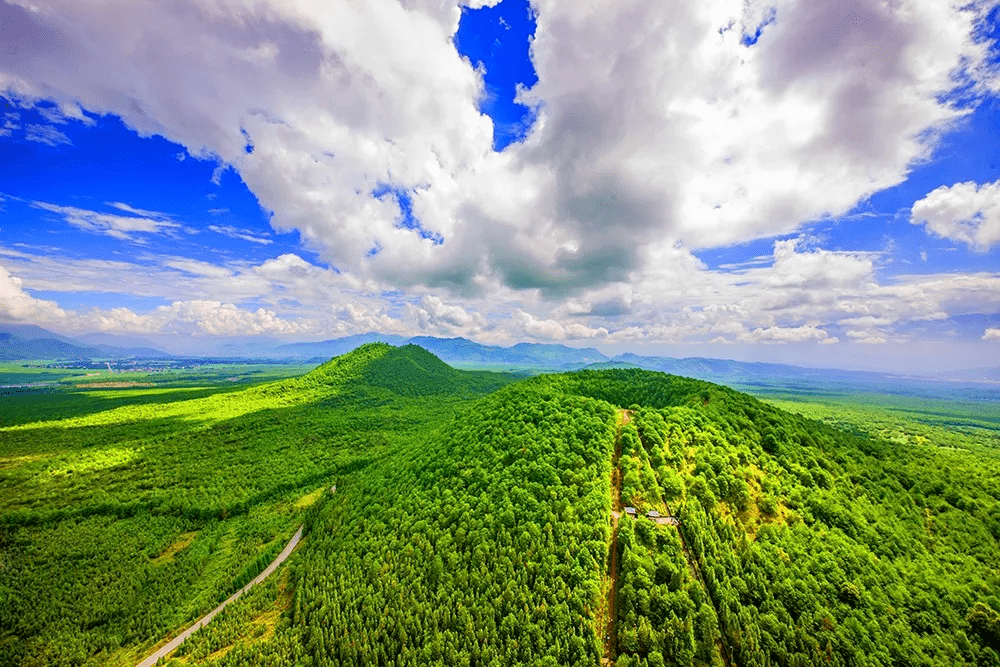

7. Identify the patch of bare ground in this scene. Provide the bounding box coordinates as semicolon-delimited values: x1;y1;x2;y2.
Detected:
152;531;198;565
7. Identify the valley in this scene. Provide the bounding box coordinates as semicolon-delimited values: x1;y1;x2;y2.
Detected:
1;344;999;667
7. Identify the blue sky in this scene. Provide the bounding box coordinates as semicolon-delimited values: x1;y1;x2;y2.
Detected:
1;0;999;371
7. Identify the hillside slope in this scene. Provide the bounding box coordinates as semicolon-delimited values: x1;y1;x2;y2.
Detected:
190;365;1000;667
0;344;514;667
3;349;998;667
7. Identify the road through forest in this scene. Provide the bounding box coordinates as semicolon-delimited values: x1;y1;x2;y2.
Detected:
135;525;303;667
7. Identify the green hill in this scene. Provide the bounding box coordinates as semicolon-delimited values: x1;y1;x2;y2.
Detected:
264;342;514;400
1;350;998;667
360;343;511;396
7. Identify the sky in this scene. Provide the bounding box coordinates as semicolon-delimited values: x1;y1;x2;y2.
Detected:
1;0;1000;372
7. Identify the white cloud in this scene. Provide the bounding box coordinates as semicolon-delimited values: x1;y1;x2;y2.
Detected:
984;328;1000;341
0;0;994;298
910;180;1000;251
208;224;273;245
210;164;227;186
4;230;1000;362
738;324;836;344
0;263;68;323
163;258;234;279
1;261;303;336
24;123;71;146
408;295;485;331
846;330;889;344
32;99;93;125
32;201;180;241
80;300;305;337
107;201;168;218
512;310;609;341
151;300;304;336
333;303;412;337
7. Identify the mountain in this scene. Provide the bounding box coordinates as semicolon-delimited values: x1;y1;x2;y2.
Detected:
403;335;504;362
74;332;172;357
0;322;171;360
0;331;99;360
4;347;999;666
406;337;608;366
0;323;79;344
274;333;408;359
274;334;608;367
582;359;643;370
306;343;516;398
610;352;884;381
503;341;607;365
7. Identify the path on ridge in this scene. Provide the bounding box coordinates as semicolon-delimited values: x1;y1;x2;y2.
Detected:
601;409;630;666
663;500;736;667
135;525;303;667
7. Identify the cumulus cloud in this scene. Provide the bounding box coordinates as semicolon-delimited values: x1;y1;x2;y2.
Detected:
739;324;837;344
0;263;68;323
4;230;1000;353
910;180;1000;251
83;301;305;336
846;330;890;344
151;300;304;336
2;260;303;336
0;0;995;297
334;303;411;337
32;201;180;241
984;328;1000;341
408;295;485;332
512;310;609;341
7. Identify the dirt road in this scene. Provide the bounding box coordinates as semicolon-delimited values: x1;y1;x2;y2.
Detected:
601;409;630;666
135;525;303;667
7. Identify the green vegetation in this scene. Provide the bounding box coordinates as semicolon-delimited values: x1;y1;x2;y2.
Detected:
0;360;317;389
2;347;999;666
0;344;512;666
756;390;1000;453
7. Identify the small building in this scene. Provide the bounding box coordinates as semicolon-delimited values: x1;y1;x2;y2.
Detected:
646;510;661;519
624;507;637;517
657;515;680;526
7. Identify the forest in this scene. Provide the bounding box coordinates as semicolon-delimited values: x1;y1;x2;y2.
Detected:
1;344;998;666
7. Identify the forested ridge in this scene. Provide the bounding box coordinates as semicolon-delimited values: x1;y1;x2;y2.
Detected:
2;345;998;666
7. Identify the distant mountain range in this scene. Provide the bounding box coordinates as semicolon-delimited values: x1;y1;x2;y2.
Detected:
3;323;998;390
0;323;172;360
273;334;607;367
602;352;894;382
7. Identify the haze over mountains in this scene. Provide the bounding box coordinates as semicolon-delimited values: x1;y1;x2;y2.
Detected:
3;322;999;393
0;323;171;361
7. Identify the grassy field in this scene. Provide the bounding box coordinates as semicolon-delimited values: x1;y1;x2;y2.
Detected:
751;387;1000;452
0;361;316;389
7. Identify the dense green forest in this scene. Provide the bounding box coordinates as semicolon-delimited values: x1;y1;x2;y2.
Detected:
2;345;998;666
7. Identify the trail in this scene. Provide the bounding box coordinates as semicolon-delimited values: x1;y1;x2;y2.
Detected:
135;525;303;667
601;409;630;666
664;501;735;667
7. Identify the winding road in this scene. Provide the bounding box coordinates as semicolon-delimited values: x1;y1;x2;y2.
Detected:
135;525;303;667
